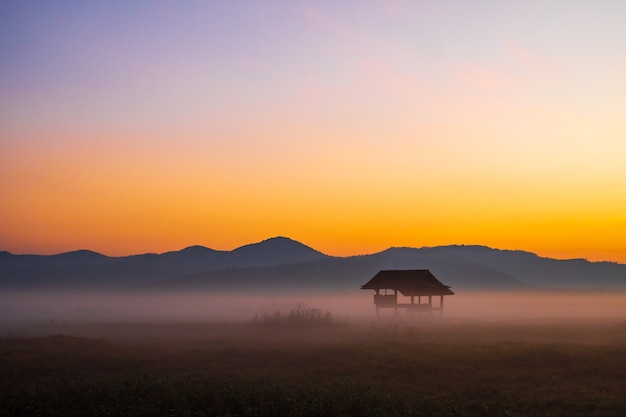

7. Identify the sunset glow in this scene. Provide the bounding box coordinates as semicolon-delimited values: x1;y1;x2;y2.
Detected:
2;1;625;262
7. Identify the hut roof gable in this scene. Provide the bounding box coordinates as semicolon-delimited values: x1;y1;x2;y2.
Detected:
361;269;454;296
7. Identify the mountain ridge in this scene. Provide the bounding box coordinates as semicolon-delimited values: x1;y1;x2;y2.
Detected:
1;237;625;291
5;240;621;266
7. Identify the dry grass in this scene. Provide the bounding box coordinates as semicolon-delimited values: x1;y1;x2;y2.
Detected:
250;304;347;328
1;319;626;416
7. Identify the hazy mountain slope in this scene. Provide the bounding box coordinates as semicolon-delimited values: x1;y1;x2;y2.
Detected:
0;249;220;289
434;245;626;289
0;237;330;289
367;247;529;290
0;250;112;270
149;248;528;292
1;239;625;291
0;250;116;288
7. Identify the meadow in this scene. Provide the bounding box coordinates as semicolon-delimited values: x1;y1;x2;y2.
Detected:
2;293;626;416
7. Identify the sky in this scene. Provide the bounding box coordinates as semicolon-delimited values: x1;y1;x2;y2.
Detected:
1;1;625;262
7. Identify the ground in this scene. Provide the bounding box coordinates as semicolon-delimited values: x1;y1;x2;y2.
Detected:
2;314;626;416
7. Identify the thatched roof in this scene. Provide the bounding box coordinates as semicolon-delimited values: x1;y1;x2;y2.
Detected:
361;270;454;296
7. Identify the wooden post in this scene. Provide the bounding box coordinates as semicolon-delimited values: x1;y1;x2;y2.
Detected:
394;289;398;315
440;295;444;315
411;295;414;304
428;295;432;306
375;289;380;317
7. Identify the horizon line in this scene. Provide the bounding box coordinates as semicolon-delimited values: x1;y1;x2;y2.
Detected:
1;237;618;265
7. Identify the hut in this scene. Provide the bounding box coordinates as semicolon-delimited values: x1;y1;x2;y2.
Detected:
361;269;454;314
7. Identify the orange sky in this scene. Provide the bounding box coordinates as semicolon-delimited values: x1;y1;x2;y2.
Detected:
1;2;625;263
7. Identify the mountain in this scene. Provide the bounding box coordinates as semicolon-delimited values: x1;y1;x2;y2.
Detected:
231;236;326;267
367;247;528;290
0;237;329;290
1;238;625;291
150;249;528;293
436;245;626;289
0;249;116;288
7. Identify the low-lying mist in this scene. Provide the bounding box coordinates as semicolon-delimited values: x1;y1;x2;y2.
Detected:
2;290;626;326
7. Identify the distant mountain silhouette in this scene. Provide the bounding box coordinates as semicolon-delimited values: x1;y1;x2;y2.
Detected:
1;238;625;291
436;245;626;289
231;236;327;267
150;250;528;293
0;237;328;290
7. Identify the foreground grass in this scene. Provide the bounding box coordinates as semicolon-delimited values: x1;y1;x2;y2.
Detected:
1;323;626;416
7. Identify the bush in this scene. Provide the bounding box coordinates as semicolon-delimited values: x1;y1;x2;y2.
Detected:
250;304;347;328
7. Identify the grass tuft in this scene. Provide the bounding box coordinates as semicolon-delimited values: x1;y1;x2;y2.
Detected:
250;304;347;328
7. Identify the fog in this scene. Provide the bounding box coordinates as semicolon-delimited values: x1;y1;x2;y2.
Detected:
2;290;625;328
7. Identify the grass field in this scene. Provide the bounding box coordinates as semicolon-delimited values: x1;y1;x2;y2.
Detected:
2;309;626;417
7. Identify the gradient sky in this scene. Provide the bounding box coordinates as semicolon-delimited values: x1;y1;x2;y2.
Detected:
1;1;625;262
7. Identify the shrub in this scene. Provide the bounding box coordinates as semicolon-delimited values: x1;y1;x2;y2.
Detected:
250;304;347;328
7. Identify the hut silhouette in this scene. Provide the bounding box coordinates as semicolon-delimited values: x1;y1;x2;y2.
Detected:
361;269;454;315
